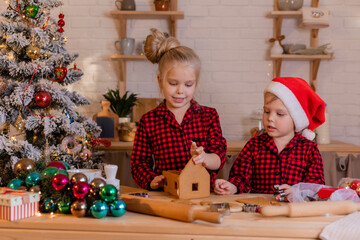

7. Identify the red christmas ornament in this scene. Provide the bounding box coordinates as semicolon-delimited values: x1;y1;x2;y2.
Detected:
54;66;67;82
349;180;360;191
52;173;69;191
73;182;91;199
47;161;66;170
34;90;51;108
57;13;65;33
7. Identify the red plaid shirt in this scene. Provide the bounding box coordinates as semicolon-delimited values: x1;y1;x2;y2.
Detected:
131;100;227;190
228;133;324;194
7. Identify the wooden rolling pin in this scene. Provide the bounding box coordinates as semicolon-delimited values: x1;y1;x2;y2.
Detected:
121;194;223;224
261;200;360;217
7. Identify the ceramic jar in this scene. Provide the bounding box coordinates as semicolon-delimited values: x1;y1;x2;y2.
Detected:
119;122;137;142
270;40;284;55
278;0;303;11
154;0;170;11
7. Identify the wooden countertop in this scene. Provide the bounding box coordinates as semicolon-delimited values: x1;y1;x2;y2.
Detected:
0;186;345;240
98;140;360;156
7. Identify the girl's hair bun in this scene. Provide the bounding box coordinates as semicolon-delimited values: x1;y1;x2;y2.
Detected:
144;28;180;63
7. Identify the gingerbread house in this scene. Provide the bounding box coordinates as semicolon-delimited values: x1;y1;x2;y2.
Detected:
162;158;210;199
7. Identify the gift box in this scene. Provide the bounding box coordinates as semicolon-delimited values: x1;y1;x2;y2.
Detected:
0;187;40;221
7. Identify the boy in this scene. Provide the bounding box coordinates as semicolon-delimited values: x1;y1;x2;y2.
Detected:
215;77;325;201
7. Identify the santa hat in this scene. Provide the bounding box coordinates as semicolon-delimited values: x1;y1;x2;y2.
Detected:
264;77;326;140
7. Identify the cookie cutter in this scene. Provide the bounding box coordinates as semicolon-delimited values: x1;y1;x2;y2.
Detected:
273;184;286;202
130;192;149;198
242;204;260;213
209;203;231;216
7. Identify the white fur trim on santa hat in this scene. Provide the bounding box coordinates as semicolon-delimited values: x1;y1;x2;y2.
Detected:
301;129;316;141
265;81;309;132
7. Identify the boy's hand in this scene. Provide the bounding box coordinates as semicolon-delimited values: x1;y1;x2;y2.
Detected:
190;142;207;167
150;175;165;189
214;179;237;195
277;184;293;201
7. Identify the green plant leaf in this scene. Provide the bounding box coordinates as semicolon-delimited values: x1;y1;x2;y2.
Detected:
102;89;138;117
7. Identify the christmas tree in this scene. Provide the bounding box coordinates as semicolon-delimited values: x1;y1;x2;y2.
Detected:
0;0;105;206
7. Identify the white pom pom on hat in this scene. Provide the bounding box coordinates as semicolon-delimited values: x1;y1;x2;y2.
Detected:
264;77;326;140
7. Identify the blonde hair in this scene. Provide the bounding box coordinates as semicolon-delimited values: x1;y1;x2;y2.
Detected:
144;28;201;84
264;92;279;104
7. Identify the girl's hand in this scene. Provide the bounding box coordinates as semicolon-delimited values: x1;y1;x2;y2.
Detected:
190;142;207;167
277;184;293;201
150;175;165;189
214;179;237;195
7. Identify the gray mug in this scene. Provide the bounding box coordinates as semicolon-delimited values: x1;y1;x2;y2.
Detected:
115;0;136;11
115;38;135;55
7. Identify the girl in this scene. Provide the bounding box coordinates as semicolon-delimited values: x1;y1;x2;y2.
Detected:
214;77;325;201
131;28;227;190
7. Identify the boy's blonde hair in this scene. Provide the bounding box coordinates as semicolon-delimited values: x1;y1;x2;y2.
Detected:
144;28;201;84
264;92;279;104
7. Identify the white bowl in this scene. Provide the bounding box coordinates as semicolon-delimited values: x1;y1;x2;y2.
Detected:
67;169;102;183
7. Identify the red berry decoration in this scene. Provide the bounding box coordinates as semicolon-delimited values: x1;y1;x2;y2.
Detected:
52;173;69;191
47;161;66;170
70;63;81;72
54;66;67;82
73;182;91;199
57;13;65;33
34;90;51;108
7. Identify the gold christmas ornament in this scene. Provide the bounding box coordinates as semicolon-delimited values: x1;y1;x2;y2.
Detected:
70;173;88;184
70;200;87;217
26;45;40;59
29;185;41;194
50;152;60;161
14;158;36;178
14;113;25;133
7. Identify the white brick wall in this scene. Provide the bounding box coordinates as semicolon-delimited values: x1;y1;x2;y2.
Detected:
1;0;359;145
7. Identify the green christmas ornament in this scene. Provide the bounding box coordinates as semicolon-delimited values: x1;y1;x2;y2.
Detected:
100;184;118;202
59;161;70;170
58;201;70;214
41;198;56;213
41;167;58;178
54;169;69;177
109;199;126;217
7;178;24;189
25;172;40;187
25;5;38;18
90;200;108;219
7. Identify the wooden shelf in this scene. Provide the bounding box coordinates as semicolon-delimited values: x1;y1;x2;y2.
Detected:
270;54;333;60
110;10;184;18
110;54;147;60
268;11;302;17
110;0;182;96
269;0;332;92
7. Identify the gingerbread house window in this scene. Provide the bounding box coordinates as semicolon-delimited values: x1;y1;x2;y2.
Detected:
192;183;198;191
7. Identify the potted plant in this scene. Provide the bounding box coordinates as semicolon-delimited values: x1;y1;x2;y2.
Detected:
103;89;138;142
103;89;138;123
